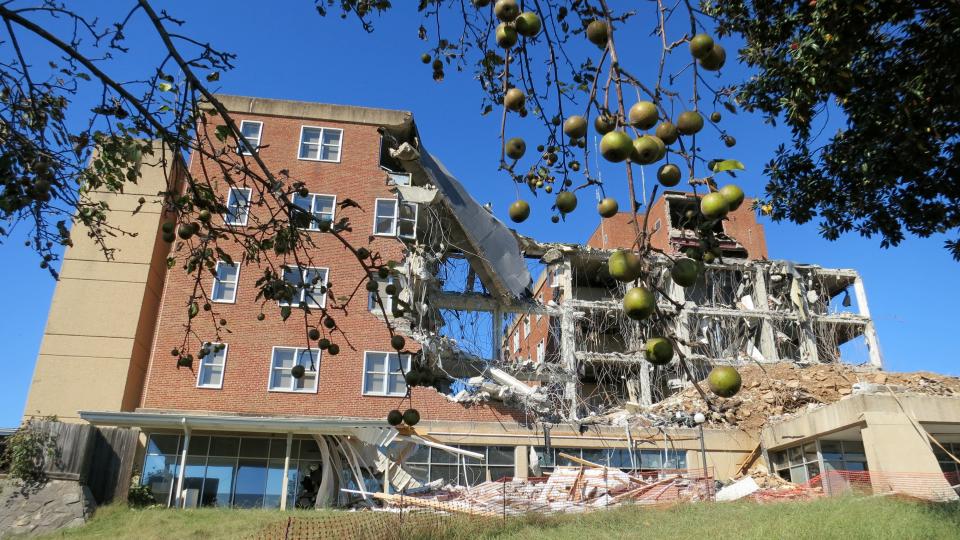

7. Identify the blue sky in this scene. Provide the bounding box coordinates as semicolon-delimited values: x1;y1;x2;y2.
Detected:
1;1;956;427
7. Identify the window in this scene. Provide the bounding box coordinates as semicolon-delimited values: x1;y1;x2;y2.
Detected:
534;447;685;474
197;343;228;388
771;442;821;484
141;434;330;509
238;121;262;155
405;445;514;486
362;352;410;396
524;316;531;336
211;261;240;303
367;277;394;314
269;347;319;392
224;187;251;226
550;264;565;287
535;340;545;363
279;266;328;309
373;198;418;239
298;126;343;162
291;193;336;231
935;442;960;479
513;328;520;352
388;171;411;186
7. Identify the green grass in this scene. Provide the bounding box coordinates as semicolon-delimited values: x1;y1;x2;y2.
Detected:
37;496;960;540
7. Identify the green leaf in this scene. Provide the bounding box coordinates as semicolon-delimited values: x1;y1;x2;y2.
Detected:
206;72;220;82
158;81;173;92
711;159;746;172
280;306;292;321
215;125;230;142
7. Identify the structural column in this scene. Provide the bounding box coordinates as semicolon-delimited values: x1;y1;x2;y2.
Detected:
513;445;529;480
492;308;503;362
752;266;779;362
853;277;883;368
174;425;191;508
557;259;580;419
280;432;293;510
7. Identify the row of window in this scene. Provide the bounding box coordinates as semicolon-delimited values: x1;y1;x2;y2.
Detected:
771;440;868;485
196;345;410;397
210;262;393;314
223;187;417;239
237;121;343;163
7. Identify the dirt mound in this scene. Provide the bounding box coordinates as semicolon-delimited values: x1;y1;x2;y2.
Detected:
648;363;960;432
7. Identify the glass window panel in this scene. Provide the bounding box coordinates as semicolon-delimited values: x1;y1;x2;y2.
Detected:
640;450;663;470
141;454;177;506
199;364;223;387
845;461;866;472
295;372;316;391
820;441;843;461
490;467;513;482
180;456;207;507
320;147;339;161
463;465;486;486
806;462;821;481
787;446;803;465
789;465;808;484
803;443;818;461
430;465;458;485
233;459;268;509
301;128;321;145
240;438;270;458
269;439;288;459
210;437;240;457
386;375;406;395
432;447;458;464
273;348;296;369
187;436;210;457
225;188;250;225
264;460;287;509
842;441;864;453
582;449;609;467
555;449;581;467
212;281;236;303
771;451;787;469
407;445;430;463
321;129;341;146
367;352;387;373
241;121;261;139
824;460;844;472
405;463;429;484
460;446;485;465
488;446;514;466
664;450;687;470
297;349;318;369
365;373;385;394
299;440;321;462
147;434;180;455
201;457;235;507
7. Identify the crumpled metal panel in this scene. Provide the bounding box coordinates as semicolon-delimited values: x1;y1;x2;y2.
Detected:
419;149;532;298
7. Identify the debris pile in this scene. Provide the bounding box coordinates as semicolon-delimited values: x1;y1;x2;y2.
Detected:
644;363;960;432
373;465;713;516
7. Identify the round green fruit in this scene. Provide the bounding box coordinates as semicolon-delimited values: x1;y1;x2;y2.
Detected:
291;365;306;379
598;197;619;218
703;251;716;264
387;409;403;426
515;11;542;37
677;111;704;135
162;232;175;243
657;163;681;187
177;223;195;240
366;280;379;292
308;328;321;341
608;250;642;282
556;191;577;214
655;122;679;145
421;53;431;64
623;287;655;321
404;370;421;386
719;184;745;211
563;116;587;139
505;137;526;160
161;222;174;234
723;135;737;148
632;135;660;165
710;111;721;123
327;343;340;355
700;191;729;220
385;283;397;295
671;258;700;287
594;114;616;135
628;101;658;130
391;335;406;351
318;338;330;350
600;131;633;163
198;209;211;222
356;247;370;260
708;365;742;398
504;88;525;111
586;20;609;47
403;408;421;426
645;337;674;366
509;200;530;223
494;0;519;22
378;266;390;279
689;33;715;59
496;23;518;48
699;43;726;71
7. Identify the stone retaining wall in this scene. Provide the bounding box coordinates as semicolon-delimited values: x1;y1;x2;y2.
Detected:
0;478;96;537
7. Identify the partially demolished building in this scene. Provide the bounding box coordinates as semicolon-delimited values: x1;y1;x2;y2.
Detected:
25;95;959;510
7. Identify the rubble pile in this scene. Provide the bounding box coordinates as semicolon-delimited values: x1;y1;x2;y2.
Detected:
378;466;713;516
646;363;960;432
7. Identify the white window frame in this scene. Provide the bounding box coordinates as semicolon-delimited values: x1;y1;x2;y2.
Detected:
196;342;228;389
297;125;343;163
237;120;262;155
373;198;418;239
211;260;240;304
278;266;329;309
368;276;394;314
268;346;320;393
224;187;252;226
292;192;337;231
513;328;520;352
550;265;565;288
362;351;411;397
524;316;531;336
536;340;545;363
536;293;543;322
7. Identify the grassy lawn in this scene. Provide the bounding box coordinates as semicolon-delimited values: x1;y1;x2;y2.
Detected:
37;496;960;540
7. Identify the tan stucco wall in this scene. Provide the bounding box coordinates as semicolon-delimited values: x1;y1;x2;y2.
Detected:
23;143;179;422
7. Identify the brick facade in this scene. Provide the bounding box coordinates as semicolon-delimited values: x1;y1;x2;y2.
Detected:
140;104;525;424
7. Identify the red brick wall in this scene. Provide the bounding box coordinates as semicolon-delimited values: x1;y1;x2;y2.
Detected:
141;110;525;424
